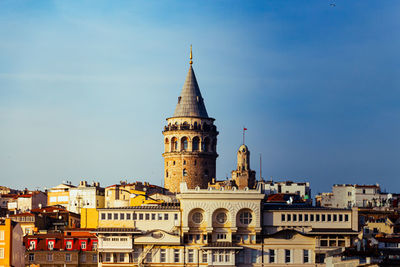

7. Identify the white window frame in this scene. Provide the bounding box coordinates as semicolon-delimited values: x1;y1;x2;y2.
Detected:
66;241;72;249
48;240;54;250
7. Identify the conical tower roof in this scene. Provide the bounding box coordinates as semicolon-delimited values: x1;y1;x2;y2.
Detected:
173;65;209;118
173;49;209;118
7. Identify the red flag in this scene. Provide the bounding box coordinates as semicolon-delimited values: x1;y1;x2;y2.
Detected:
244;128;247;131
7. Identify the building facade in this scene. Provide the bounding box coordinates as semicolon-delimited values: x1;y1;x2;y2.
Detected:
24;230;98;266
163;50;218;193
68;181;105;214
47;183;76;208
316;184;388;208
0;218;24;267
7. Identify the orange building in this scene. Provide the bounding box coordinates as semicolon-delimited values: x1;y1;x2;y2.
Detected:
0;218;24;267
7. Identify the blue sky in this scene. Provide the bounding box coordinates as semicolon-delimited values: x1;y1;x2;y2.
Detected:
0;0;399;195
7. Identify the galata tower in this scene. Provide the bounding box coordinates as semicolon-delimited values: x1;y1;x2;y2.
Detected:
162;47;218;193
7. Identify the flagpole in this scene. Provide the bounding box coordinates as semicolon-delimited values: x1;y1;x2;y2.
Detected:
243;127;245;145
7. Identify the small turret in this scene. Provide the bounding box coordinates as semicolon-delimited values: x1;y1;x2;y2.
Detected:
231;145;256;189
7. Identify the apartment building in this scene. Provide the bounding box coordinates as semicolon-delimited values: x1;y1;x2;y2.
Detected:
0;218;24;267
95;202;181;266
6;191;47;213
316;184;389;208
263;205;359;264
105;181;165;208
24;229;98;266
68;181;105;214
47;182;76;208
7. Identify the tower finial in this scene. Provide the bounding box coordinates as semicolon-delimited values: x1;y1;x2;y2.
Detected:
189;45;193;65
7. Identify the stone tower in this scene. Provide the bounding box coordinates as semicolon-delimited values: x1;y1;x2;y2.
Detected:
231;144;256;189
162;48;218;193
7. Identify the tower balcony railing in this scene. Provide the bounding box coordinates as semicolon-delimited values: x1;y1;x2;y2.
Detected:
163;125;218;133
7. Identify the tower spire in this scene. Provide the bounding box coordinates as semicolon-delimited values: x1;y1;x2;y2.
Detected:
190;45;193;65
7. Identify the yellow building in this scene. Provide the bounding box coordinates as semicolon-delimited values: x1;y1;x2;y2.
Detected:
105;181;164;208
0;218;24;267
81;208;99;229
47;183;76;208
129;190;163;206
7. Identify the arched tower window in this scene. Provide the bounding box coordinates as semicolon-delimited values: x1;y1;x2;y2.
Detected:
212;139;217;152
203;138;210;152
164;138;169;152
181;137;188;151
182;121;189;130
183;169;188;176
171;137;178;151
192;137;200;151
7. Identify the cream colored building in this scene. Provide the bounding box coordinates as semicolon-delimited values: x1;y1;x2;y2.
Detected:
95;203;181;266
68;181;104;214
317;184;388;208
178;182;265;266
263;206;359;264
262;181;311;200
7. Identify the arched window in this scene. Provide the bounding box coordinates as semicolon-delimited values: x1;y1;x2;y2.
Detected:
239;211;253;225
203;138;210;152
164;138;169;152
171;137;178;151
166;171;168;178
181;137;188;151
182;121;189;130
192;137;200;151
183;169;188;176
212;139;217;152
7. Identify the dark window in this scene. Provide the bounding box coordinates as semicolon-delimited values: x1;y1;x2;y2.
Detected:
126;213;131;220
285;249;291;263
310;214;314;221
107;213;112;220
303;250;309;263
333;214;337;221
101;213;106;220
339;214;343;221
305;214;308;221
299;214;303;221
293;214;297;221
345;214;349;221
145;213;150;220
114;213;118;220
316;214;320;221
281;214;285;221
322;214;326;221
139;213;143;220
269;249;275;263
120;213;124;220
133;213;137;220
164;213;169;220
327;214;331;221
